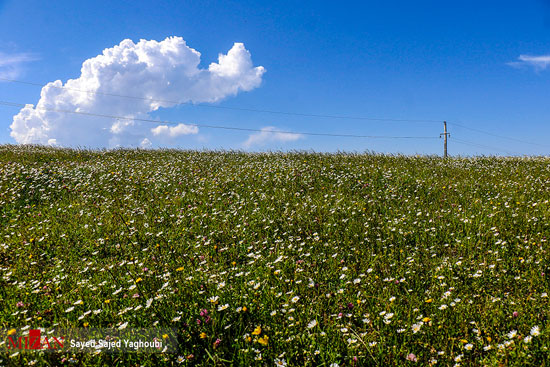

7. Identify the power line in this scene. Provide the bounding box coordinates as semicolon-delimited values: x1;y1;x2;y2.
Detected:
450;137;521;155
3;76;547;150
0;76;442;123
0;100;440;140
447;121;549;148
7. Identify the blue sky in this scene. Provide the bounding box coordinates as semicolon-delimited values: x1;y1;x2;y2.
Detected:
1;0;550;155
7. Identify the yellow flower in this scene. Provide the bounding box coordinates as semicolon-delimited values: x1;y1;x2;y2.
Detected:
487;337;492;342
176;267;184;272
423;317;431;323
135;278;143;283
83;322;89;327
258;335;269;346
7;329;16;336
460;339;468;343
425;299;433;303
200;332;207;339
104;299;111;304
162;334;168;339
252;326;262;335
242;306;247;312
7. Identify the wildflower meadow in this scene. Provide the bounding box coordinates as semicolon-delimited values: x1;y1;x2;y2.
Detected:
1;145;549;366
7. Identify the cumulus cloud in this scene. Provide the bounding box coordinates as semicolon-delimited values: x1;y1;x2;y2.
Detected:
243;126;303;148
151;123;199;137
508;54;550;71
10;37;265;147
140;138;152;149
0;52;36;79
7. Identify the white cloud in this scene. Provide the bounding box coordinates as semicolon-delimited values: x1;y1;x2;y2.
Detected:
0;52;36;79
10;37;265;147
150;123;199;137
140;138;152;149
243;126;303;148
508;54;550;71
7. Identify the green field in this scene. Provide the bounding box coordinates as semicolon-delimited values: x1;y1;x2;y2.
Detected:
1;145;549;366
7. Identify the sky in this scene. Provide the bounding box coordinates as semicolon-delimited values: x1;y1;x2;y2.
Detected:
1;0;550;155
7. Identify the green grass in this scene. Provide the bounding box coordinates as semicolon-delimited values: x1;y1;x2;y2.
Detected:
1;145;549;366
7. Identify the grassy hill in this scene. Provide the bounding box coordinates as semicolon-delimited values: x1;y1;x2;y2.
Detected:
1;145;549;366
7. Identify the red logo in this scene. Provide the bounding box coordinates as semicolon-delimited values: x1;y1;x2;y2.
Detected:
7;329;64;350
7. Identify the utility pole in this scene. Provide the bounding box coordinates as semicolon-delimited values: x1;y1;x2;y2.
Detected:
440;121;449;157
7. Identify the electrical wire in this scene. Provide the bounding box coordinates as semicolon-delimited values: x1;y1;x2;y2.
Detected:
0;100;440;139
2;76;547;149
0;77;442;123
447;121;548;148
449;137;521;155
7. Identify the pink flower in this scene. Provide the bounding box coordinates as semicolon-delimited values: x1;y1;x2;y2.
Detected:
513;311;518;317
213;338;221;349
406;353;417;362
16;301;24;308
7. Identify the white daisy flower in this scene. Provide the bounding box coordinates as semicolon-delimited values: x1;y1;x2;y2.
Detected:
307;320;318;329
